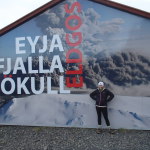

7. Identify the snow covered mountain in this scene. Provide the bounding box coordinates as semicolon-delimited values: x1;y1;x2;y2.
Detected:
0;94;149;130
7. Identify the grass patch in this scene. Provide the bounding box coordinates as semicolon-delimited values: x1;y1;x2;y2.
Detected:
33;127;43;132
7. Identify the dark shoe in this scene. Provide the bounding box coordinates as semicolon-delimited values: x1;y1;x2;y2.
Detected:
96;129;102;134
109;129;116;134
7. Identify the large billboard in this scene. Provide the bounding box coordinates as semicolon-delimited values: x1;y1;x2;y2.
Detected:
0;0;150;129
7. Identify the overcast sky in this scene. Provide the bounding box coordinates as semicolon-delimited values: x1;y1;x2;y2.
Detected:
0;0;150;30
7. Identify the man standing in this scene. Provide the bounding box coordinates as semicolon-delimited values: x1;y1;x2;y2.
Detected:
90;81;114;134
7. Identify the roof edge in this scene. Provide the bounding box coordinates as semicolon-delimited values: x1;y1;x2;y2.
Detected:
0;0;65;36
90;0;150;19
0;0;150;36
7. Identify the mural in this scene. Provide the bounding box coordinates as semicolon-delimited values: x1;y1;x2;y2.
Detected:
0;0;150;129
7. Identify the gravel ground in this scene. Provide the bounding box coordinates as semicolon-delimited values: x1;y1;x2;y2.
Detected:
0;125;149;150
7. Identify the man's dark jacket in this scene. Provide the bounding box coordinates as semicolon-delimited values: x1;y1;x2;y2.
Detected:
90;88;114;106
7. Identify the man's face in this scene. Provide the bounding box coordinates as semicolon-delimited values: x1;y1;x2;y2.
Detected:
98;85;104;89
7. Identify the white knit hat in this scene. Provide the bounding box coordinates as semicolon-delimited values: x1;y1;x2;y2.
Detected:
98;81;104;86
